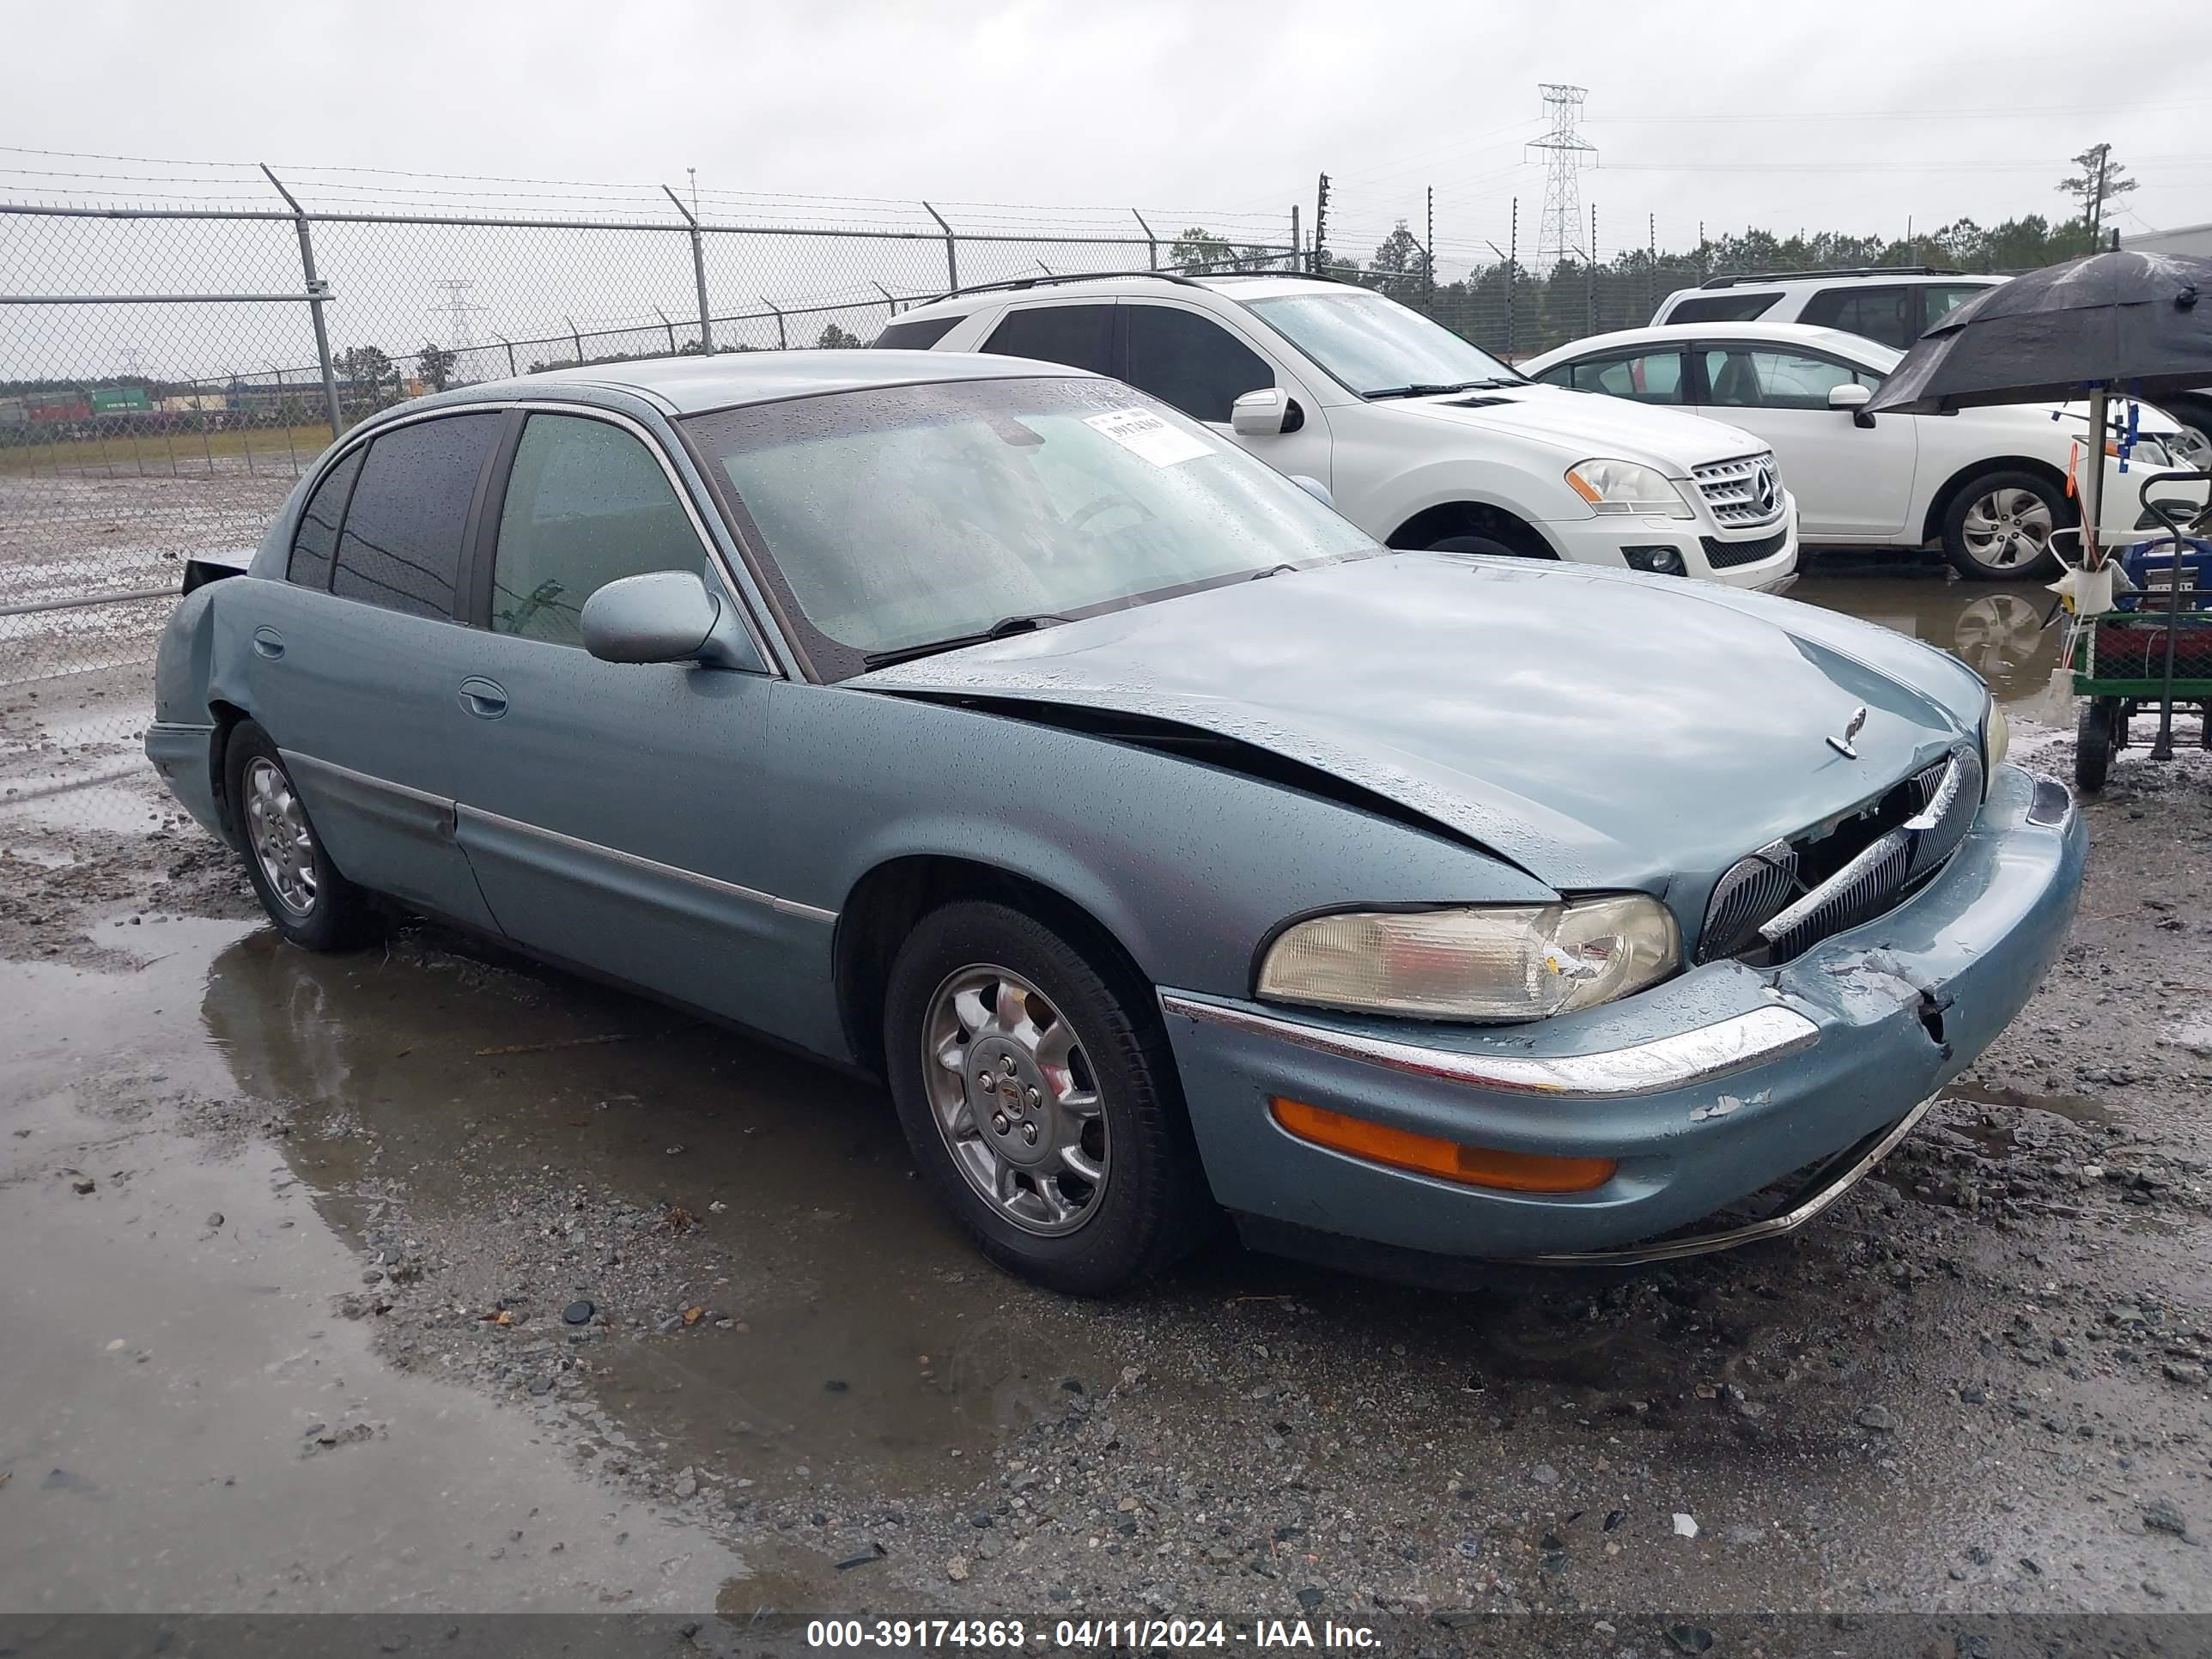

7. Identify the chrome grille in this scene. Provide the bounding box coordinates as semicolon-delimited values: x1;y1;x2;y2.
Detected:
1697;747;1983;965
1692;452;1786;527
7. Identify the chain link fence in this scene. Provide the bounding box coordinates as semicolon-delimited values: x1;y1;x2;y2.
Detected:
0;171;1296;829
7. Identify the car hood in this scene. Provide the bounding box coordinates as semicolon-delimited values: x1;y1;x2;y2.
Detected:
1385;384;1768;475
854;554;1987;899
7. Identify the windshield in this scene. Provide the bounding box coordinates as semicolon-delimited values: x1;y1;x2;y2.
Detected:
684;376;1376;679
1244;289;1522;397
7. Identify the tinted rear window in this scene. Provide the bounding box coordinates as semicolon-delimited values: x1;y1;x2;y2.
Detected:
872;314;964;349
1664;292;1781;324
287;447;363;589
981;304;1117;375
332;413;501;620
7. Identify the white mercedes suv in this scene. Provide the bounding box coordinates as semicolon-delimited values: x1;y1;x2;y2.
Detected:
880;272;1799;591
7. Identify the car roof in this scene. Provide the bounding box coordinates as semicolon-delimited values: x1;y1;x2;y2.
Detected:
451;349;1087;415
891;271;1345;320
1524;320;1897;368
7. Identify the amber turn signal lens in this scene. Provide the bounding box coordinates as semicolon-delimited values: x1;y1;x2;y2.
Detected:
1270;1097;1616;1194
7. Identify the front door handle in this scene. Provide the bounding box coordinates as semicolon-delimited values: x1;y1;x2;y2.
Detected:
252;626;284;659
458;676;508;720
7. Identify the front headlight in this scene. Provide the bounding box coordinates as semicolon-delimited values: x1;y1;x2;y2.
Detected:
1983;693;2010;778
1565;458;1694;520
1256;895;1681;1023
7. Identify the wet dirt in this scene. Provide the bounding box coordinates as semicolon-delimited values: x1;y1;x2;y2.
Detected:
3;562;2210;1622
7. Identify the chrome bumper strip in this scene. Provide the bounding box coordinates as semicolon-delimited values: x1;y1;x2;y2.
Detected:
1156;994;1820;1099
1519;1093;1936;1266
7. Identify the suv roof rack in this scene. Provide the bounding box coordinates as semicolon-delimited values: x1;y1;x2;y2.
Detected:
1698;264;1963;289
916;264;1322;307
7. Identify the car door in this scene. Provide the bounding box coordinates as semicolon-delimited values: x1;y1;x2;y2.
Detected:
1117;301;1334;487
441;407;828;1045
240;410;504;930
1692;341;1917;541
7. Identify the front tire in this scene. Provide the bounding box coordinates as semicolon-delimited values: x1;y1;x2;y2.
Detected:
883;900;1212;1296
224;720;377;951
1942;470;2069;580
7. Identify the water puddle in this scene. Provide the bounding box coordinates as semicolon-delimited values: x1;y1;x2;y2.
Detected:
1792;559;2061;717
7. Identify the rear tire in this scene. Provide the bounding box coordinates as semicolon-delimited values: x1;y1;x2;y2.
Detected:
224;720;377;951
2075;696;2117;792
1942;469;2069;580
882;899;1212;1296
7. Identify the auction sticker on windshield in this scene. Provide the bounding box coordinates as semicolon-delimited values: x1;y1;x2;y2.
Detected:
1084;407;1212;466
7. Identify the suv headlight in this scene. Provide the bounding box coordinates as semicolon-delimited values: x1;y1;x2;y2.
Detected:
1257;896;1681;1023
1565;459;1693;520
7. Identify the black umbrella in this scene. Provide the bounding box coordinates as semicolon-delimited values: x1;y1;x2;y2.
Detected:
1865;249;2212;763
1864;248;2212;415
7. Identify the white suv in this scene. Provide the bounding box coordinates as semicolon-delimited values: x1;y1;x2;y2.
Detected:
880;272;1798;591
1650;266;2006;350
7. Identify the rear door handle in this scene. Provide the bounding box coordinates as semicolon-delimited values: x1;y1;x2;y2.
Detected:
252;626;284;659
458;676;508;720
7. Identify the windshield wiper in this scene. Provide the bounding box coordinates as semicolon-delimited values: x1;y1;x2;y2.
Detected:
860;613;1073;670
1362;378;1524;401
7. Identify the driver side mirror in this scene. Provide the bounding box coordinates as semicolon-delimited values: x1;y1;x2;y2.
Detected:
1231;387;1304;436
1829;381;1875;428
580;569;764;672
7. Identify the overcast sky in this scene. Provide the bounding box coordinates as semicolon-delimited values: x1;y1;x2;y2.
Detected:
10;0;2210;266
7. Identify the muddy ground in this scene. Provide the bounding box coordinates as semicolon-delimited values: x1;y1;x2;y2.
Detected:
2;562;2209;1638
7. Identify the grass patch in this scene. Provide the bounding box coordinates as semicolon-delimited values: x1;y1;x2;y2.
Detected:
0;423;340;477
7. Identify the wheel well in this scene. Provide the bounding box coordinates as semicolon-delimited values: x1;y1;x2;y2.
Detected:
206;698;252;846
834;856;1151;1079
1921;456;2071;546
1386;501;1557;557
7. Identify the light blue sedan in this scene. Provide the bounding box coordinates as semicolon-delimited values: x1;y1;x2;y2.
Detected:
146;351;2085;1293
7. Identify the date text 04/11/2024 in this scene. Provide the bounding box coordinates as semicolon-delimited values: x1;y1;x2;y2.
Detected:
802;1620;1381;1650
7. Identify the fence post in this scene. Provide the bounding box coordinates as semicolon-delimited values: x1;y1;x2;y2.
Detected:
496;335;516;376
922;202;957;293
1132;210;1158;270
655;307;677;355
872;283;898;321
761;296;787;351
259;163;343;440
663;185;715;354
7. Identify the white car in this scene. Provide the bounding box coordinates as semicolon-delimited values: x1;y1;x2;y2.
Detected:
1651;265;2005;350
879;272;1798;591
1522;320;2209;580
1651;265;2212;474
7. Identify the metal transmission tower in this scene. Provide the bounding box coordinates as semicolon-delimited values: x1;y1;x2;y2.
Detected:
1527;83;1597;273
430;278;486;351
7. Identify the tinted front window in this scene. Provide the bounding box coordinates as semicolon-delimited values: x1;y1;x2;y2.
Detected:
1702;347;1881;410
1663;292;1781;324
686;377;1373;678
1798;284;1917;349
981;305;1116;375
873;313;965;349
1563;349;1686;404
327;416;501;623
490;415;702;647
331;413;500;620
287;447;363;588
1243;289;1520;396
1121;306;1274;422
1923;283;1996;329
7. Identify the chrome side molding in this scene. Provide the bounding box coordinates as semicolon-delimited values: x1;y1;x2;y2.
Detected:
1157;994;1820;1099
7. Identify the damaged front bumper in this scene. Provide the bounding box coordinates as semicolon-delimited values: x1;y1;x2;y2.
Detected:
1157;764;2086;1268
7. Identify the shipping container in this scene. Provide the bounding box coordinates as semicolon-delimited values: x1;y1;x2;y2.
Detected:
88;386;153;414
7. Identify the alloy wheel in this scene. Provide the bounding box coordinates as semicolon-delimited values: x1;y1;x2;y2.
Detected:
921;964;1108;1237
242;756;318;916
1960;487;2055;571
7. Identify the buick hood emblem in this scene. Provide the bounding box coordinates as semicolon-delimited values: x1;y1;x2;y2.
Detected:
1826;704;1869;759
